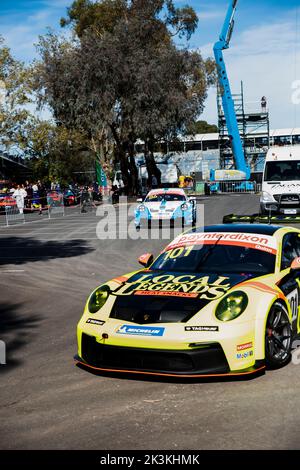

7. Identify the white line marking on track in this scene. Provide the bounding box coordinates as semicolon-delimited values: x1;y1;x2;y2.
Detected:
0;269;25;273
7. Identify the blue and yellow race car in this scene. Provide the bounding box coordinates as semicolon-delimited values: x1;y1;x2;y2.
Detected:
75;224;300;378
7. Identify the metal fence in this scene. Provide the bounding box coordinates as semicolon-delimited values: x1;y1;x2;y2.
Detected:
209;181;262;194
5;204;25;226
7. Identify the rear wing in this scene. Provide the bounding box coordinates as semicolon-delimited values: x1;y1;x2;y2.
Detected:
223;213;300;224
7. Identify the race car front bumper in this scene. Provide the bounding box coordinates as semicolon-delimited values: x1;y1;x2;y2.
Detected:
75;333;265;378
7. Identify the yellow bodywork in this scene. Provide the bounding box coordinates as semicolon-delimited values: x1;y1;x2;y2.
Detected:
77;226;300;374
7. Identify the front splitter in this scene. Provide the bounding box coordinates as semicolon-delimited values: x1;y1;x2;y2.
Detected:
74;355;266;379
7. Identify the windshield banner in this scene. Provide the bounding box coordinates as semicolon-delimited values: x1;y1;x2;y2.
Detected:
165;232;277;255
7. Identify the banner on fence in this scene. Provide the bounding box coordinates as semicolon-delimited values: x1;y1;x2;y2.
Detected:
47;191;64;218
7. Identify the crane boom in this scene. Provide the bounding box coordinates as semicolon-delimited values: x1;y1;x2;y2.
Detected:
213;0;250;179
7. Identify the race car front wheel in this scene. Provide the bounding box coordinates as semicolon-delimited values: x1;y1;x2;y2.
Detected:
265;302;292;369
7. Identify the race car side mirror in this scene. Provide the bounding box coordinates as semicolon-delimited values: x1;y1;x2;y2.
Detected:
138;253;153;268
136;198;143;203
290;257;300;272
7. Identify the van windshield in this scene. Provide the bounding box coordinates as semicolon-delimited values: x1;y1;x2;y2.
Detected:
264;161;300;181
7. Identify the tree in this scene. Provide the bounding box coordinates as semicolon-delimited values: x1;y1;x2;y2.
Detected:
186;120;218;135
61;1;198;41
34;1;215;193
0;36;33;153
27;120;96;185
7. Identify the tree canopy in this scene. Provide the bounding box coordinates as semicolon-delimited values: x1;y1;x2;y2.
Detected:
33;0;216;192
0;36;32;153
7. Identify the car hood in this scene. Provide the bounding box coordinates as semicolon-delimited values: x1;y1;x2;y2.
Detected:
145;201;183;212
109;270;252;324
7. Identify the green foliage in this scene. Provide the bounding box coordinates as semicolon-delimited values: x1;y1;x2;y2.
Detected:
60;0;128;37
34;0;215;191
186;120;219;136
0;36;33;150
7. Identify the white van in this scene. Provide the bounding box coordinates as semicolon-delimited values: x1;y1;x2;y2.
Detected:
260;145;300;215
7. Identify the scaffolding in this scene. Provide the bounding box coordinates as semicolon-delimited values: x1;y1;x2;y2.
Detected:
217;82;270;172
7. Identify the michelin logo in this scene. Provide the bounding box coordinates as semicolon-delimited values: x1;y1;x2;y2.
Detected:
117;325;165;336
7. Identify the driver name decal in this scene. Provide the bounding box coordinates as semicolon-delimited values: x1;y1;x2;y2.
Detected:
165;232;277;255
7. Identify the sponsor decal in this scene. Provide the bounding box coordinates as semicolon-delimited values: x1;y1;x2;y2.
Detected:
237;342;253;351
185;326;219;332
86;318;105;326
236;350;254;359
165;232;277;255
114;273;232;300
116;325;165;336
269;183;300;190
135;290;198;298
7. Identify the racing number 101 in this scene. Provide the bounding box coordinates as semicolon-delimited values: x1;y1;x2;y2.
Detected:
164;245;194;260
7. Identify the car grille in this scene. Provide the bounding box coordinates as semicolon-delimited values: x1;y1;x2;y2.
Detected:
110;295;208;324
274;194;300;206
81;333;229;374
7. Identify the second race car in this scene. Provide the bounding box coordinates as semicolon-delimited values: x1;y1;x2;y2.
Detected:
134;188;196;229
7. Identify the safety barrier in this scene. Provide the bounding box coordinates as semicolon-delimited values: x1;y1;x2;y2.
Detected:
5;204;25;226
209;181;262;194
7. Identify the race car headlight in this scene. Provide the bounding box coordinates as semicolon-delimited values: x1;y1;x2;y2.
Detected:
215;291;248;322
181;203;188;211
261;191;275;202
88;285;110;313
139;205;146;212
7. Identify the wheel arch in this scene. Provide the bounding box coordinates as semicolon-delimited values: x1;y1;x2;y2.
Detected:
254;295;291;360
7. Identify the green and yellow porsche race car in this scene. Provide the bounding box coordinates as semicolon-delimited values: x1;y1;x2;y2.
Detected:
75;224;300;378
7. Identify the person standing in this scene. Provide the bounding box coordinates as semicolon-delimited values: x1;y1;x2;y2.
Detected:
13;185;27;214
261;96;267;112
25;182;33;209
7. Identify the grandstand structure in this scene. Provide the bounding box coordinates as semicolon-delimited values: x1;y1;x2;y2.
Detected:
136;127;300;182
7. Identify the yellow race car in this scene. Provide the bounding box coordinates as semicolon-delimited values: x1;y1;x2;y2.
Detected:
75;224;300;378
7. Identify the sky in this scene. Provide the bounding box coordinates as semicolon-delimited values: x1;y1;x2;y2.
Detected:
1;0;300;129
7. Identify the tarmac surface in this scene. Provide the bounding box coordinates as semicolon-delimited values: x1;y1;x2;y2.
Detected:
0;193;300;450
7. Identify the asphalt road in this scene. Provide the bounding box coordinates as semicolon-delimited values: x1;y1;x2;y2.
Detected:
0;193;300;450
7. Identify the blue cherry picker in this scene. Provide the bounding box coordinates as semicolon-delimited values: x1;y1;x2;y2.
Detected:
210;0;253;192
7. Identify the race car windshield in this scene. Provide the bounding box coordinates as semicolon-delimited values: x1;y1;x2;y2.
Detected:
264;161;300;181
151;244;276;274
145;194;186;202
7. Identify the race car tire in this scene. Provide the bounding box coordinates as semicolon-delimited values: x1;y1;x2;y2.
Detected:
148;220;151;230
265;301;292;369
